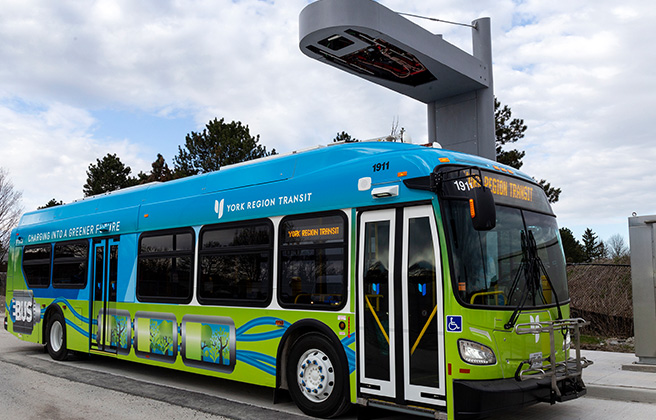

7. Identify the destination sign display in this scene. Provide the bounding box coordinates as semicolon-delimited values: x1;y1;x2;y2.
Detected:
282;214;345;245
439;167;553;214
286;226;341;240
482;173;534;204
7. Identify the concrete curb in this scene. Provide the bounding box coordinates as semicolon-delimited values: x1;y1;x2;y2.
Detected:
622;363;656;373
582;350;656;405
586;384;656;405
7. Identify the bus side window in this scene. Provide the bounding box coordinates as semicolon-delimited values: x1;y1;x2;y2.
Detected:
198;220;273;307
22;244;52;288
53;240;89;289
278;212;347;309
137;229;194;304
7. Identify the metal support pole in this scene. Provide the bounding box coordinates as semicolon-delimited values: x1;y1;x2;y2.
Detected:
472;18;495;160
427;102;437;144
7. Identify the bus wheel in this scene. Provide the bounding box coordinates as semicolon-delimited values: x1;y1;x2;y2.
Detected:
287;333;350;418
46;311;69;361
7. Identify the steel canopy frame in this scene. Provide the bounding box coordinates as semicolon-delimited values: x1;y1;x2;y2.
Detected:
299;0;496;160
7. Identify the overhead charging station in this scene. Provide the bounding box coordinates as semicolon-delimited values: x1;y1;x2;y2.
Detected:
299;0;495;160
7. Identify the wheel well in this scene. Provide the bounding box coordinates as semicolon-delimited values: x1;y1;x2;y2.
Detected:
41;304;63;345
276;319;347;392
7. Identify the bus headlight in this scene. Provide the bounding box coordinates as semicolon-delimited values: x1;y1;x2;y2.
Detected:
458;339;497;365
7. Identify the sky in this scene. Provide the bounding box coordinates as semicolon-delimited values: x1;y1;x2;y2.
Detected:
1;0;654;246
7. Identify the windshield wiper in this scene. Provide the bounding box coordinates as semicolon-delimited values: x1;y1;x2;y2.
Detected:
504;231;563;330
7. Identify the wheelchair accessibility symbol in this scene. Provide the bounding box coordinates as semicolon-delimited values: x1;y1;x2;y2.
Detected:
446;315;462;333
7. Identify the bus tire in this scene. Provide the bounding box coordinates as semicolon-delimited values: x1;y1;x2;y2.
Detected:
46;311;69;361
286;333;350;418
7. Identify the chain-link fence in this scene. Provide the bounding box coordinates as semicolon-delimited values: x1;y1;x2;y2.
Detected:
567;263;633;338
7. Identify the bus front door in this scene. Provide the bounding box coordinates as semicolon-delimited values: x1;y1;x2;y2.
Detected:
90;238;120;353
357;205;446;408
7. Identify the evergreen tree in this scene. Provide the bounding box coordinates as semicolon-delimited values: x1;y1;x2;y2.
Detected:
38;199;64;209
495;98;527;169
537;179;561;204
173;118;275;177
559;227;585;263
83;153;139;197
597;240;607;260
495;98;561;203
582;228;604;262
139;153;174;184
333;131;358;143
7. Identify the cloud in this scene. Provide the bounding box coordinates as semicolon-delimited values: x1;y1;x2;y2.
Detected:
0;0;654;243
484;0;656;239
0;101;146;211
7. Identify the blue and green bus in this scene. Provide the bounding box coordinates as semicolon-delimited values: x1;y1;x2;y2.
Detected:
4;141;590;419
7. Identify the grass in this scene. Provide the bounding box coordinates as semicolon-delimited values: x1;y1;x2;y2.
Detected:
581;334;604;346
580;334;635;353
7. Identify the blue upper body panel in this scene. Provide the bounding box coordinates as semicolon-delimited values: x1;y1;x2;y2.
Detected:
12;142;532;246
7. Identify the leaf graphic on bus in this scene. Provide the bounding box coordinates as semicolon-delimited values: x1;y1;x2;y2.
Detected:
201;323;230;365
150;319;173;356
110;315;129;349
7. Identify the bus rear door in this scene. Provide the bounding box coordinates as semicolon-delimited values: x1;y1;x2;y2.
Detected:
90;238;120;353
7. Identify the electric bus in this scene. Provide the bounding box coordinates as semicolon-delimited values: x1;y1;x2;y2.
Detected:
4;141;590;419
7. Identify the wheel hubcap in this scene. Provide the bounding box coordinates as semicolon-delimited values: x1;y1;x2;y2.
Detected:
296;349;336;403
50;321;63;352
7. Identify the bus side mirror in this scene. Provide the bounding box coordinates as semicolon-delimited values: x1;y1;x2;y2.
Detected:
470;187;496;231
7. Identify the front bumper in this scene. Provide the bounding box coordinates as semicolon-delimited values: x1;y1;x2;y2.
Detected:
454;374;587;419
455;318;592;419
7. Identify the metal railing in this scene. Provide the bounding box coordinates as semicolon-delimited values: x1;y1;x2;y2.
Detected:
514;318;593;401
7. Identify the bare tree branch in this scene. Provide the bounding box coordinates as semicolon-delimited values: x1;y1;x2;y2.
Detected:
0;168;23;264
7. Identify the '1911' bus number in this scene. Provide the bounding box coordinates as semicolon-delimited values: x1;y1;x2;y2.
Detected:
373;161;389;172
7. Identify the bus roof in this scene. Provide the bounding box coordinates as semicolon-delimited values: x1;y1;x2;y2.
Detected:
14;142;532;244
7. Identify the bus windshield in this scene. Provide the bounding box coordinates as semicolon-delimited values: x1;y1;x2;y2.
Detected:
442;191;569;309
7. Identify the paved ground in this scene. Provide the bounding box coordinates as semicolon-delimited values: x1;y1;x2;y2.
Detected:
0;359;231;420
2;313;655;419
581;349;656;405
